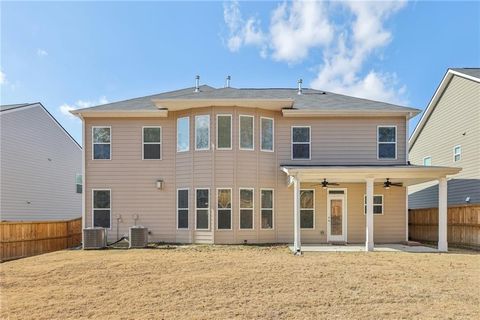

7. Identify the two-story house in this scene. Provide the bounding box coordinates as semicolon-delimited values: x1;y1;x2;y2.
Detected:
72;78;460;252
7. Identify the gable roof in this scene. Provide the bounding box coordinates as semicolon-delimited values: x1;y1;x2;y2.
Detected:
409;68;480;150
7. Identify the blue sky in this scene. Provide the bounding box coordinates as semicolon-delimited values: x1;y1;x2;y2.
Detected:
1;1;479;144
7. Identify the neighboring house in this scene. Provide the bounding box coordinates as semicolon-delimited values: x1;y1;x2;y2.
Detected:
409;68;480;208
0;103;82;221
71;78;459;252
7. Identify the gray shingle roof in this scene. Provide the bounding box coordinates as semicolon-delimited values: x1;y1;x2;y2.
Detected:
450;68;480;79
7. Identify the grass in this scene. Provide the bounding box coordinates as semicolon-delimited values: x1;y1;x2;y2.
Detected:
1;245;479;319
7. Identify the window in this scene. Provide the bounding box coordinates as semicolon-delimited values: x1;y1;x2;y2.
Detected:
423;156;432;166
92;126;111;160
195;115;210;150
177;189;189;229
75;174;82;194
195;189;209;229
261;189;274;229
377;126;396;159
260;117;274;152
217;189;232;230
454;145;461;162
239;188;254;229
177;117;189;152
142;127;161;160
364;195;384;215
217;115;232;150
292;126;310;160
239;115;254;150
300;189;314;229
93;189;111;228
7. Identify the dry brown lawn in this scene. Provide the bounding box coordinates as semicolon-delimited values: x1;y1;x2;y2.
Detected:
1;245;479;320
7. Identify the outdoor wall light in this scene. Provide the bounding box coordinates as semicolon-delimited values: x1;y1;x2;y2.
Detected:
156;179;164;190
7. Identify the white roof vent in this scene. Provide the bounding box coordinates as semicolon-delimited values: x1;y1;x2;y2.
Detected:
225;75;231;88
297;79;303;95
194;75;200;93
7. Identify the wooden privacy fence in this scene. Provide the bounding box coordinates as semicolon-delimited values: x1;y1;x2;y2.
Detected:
0;217;82;262
409;205;480;249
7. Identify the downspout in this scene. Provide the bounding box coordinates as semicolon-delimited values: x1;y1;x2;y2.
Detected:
80;115;86;245
405;115;409;241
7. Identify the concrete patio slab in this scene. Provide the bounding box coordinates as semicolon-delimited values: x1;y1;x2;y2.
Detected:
289;244;439;253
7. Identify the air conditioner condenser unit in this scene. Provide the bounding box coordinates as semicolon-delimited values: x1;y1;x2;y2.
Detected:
129;226;148;248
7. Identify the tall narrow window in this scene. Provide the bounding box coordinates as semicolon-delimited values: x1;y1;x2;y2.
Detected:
196;189;209;230
75;174;82;194
143;127;161;160
378;126;397;159
239;188;254;229
423;156;432;166
300;189;314;229
453;145;461;162
217;189;232;230
195;115;210;150
292;126;310;160
177;117;190;152
93;189;111;228
92;127;111;160
239;115;254;150
177;189;189;229
364;195;384;215
261;117;274;152
217;115;232;150
261;189;274;229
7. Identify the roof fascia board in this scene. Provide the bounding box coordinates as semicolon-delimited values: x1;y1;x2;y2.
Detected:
282;109;418;118
71;110;169;118
152;99;293;111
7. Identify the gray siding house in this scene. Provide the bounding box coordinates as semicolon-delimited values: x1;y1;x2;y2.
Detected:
0;103;82;221
409;68;480;208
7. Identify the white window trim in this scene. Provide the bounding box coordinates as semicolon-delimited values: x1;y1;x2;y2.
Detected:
377;125;397;160
92;188;112;230
75;173;82;194
239;115;255;151
260;117;274;152
177;117;190;152
300;189;315;229
423;156;432;166
195;188;210;230
453;145;462;162
216;114;233;150
260;188;274;230
142;126;162;160
176;188;189;230
239;187;255;230
291;126;311;160
364;194;384;215
92;126;111;160
195;115;210;151
216;188;232;230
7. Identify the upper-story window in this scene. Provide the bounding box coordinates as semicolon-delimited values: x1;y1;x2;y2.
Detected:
291;126;311;160
195;115;210;151
239;115;254;150
453;145;461;162
75;174;82;194
217;114;232;150
423;156;432;166
377;126;396;160
177;117;190;152
142;127;161;160
260;117;274;152
92;126;111;160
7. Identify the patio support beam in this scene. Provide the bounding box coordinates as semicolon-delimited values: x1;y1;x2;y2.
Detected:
365;178;374;252
438;177;448;252
293;176;302;255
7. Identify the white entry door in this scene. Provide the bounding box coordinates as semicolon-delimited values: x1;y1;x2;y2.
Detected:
327;190;347;242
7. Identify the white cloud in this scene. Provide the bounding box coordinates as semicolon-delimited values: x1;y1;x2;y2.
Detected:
0;70;6;85
60;96;108;119
37;48;48;57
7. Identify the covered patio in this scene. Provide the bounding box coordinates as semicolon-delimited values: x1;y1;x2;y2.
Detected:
282;165;461;254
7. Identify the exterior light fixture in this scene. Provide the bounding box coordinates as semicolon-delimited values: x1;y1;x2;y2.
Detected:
156;179;164;190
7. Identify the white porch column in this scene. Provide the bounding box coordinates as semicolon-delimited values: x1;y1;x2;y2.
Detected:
293;176;301;254
438;177;448;252
365;178;374;252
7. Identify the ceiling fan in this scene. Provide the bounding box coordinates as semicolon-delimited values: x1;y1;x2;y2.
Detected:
384;178;402;189
320;178;339;189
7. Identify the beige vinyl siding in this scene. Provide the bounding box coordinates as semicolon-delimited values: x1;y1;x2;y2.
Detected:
409;75;480;208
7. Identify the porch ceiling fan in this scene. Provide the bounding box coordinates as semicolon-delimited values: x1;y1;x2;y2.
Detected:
384;178;402;189
320;178;339;189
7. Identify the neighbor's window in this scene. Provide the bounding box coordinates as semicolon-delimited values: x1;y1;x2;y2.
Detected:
292;126;310;160
177;117;190;152
300;190;314;229
239;115;254;150
196;189;209;229
143;127;161;160
75;174;82;194
217;115;232;150
177;189;189;229
261;117;274;152
364;195;384;215
239;188;254;229
261;189;274;229
217;189;232;230
454;145;461;162
378;126;396;159
92;127;111;160
195;115;210;150
93;189;111;228
423;156;432;166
